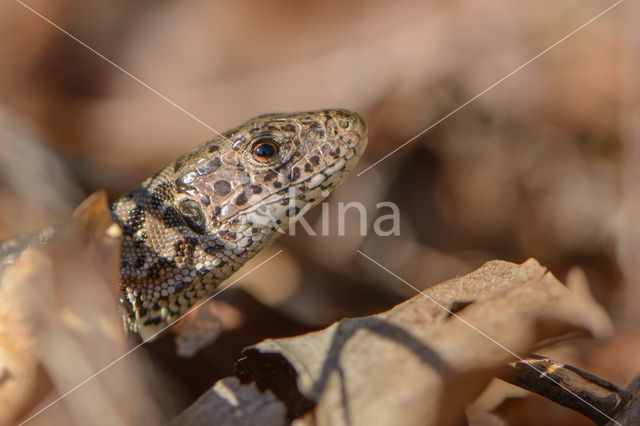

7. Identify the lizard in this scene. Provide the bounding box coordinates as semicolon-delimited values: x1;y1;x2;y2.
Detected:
0;109;367;340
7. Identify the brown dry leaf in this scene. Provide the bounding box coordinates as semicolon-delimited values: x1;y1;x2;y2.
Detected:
0;191;169;425
466;378;528;426
168;377;287;426
0;241;44;425
174;301;244;358
234;258;612;426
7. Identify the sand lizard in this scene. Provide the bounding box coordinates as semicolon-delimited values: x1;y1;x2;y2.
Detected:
0;109;367;339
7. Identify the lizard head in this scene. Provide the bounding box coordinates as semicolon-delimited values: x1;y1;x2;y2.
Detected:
173;108;368;232
111;109;367;339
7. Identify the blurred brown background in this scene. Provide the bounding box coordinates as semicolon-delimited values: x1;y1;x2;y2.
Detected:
1;0;638;424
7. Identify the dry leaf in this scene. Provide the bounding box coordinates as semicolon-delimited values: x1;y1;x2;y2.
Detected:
168;377;287;426
1;192;171;425
235;258;612;426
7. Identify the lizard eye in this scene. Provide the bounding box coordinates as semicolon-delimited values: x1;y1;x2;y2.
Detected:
252;138;279;162
178;199;206;235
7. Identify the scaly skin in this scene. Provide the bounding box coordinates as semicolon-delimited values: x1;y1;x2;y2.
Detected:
110;109;367;339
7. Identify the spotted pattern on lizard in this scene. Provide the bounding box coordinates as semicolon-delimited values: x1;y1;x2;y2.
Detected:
110;109;367;339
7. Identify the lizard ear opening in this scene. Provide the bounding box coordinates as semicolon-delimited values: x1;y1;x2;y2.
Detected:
178;199;207;235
